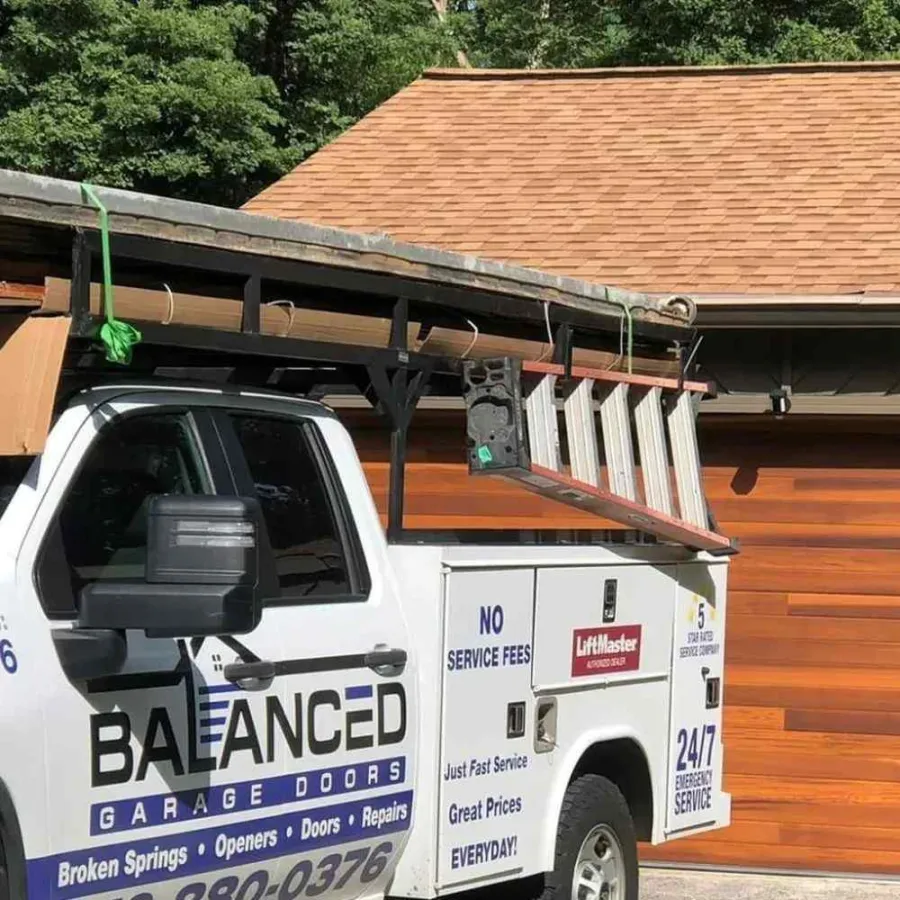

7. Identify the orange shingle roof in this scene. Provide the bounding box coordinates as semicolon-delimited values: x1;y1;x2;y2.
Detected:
245;62;900;296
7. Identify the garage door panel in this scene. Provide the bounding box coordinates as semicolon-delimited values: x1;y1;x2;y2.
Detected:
787;593;900;619
728;636;900;669
727;684;900;713
729;547;900;594
721;522;900;549
785;708;900;737
351;414;900;875
723;705;785;734
727;613;900;645
706;474;900;502
732;729;900;759
725;664;900;713
726;741;900;783
650;819;900;853
730;773;900;812
712;498;900;526
645;840;900;874
727;592;789;616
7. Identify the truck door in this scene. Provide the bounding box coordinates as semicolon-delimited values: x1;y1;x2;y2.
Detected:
664;559;729;836
205;402;416;900
17;397;293;900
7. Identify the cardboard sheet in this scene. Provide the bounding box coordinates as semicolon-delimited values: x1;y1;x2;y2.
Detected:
0;313;71;455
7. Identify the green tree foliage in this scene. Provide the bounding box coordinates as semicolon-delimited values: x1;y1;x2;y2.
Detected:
237;0;457;159
454;0;900;68
2;0;900;203
0;0;456;203
0;0;290;203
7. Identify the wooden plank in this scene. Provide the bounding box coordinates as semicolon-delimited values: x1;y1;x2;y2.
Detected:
724;774;900;829
725;740;900;784
788;593;900;619
727;613;900;645
732;729;900;758
703;473;804;500
728;547;900;595
728;636;900;669
718;522;900;550
646;819;900;852
722;706;785;734
786;709;900;738
727;592;788;616
709;498;900;526
421;326;681;377
795;475;900;493
0;281;44;307
728;663;900;693
644;839;900;874
726;686;900;714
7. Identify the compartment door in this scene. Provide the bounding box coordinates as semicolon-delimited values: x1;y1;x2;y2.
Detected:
664;561;729;835
437;567;536;890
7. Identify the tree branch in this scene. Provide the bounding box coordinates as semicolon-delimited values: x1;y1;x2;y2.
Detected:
430;0;471;67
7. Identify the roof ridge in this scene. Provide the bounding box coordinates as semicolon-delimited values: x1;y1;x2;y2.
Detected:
423;60;900;80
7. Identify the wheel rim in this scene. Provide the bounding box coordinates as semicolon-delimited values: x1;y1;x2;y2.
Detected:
571;824;625;900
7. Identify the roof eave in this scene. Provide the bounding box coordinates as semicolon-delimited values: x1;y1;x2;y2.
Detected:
682;293;900;328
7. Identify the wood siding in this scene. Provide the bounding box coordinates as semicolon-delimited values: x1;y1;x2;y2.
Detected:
339;409;900;876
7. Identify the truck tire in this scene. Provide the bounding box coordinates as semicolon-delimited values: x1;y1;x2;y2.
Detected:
0;833;9;900
540;774;639;900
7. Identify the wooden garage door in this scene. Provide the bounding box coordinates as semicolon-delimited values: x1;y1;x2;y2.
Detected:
645;416;900;876
341;409;900;876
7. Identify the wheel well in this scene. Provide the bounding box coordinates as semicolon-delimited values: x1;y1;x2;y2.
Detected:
0;779;25;900
570;738;654;841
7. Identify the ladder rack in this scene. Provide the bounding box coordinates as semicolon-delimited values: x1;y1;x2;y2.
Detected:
0;168;722;547
464;357;734;555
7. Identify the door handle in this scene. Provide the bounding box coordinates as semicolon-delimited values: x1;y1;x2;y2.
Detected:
223;660;276;684
364;648;407;671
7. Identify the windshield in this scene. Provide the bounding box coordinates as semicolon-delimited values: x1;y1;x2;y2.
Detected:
0;457;33;521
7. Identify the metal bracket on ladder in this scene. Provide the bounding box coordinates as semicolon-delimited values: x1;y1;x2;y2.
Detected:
463;357;736;555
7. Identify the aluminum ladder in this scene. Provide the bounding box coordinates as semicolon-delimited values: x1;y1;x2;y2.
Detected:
463;357;734;554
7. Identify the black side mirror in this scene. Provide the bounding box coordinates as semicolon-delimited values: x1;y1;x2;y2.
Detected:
78;495;264;638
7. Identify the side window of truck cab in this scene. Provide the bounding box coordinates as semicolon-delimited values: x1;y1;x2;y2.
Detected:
225;412;370;603
36;410;213;617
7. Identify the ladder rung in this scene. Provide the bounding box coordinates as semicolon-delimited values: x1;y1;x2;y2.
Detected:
667;391;707;528
525;374;561;471
563;378;600;487
633;386;674;516
599;382;637;501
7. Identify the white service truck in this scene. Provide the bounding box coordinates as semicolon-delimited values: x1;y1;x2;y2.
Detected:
0;382;729;900
0;169;733;900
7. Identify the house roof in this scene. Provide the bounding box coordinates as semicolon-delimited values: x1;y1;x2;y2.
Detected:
245;61;900;297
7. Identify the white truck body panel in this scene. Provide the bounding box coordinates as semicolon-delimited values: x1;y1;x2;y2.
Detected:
0;385;731;900
387;545;729;898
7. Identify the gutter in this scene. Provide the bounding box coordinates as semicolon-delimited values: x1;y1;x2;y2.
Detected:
649;293;900;328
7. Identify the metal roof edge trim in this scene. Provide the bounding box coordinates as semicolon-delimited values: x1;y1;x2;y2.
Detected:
0;168;692;327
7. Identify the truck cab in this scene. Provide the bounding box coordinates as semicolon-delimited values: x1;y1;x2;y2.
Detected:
1;383;419;900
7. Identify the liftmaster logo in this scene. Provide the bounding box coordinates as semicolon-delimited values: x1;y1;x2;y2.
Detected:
571;625;642;677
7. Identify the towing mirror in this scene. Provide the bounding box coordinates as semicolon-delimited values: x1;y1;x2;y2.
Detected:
78;495;264;639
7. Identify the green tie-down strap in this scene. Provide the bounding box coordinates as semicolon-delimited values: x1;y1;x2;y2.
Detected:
80;182;142;365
